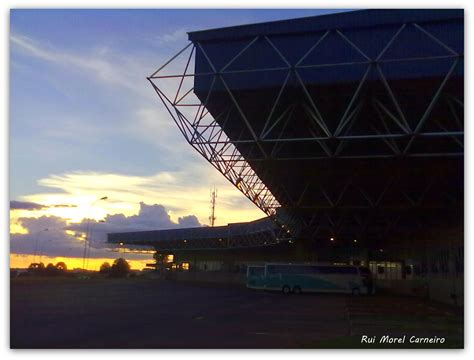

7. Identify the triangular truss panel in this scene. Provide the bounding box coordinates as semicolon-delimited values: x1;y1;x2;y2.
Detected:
148;11;463;241
148;42;301;241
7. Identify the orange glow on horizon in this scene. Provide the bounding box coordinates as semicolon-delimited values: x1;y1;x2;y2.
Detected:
10;253;152;271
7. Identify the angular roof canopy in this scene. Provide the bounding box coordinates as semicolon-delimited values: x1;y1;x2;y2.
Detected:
188;9;463;42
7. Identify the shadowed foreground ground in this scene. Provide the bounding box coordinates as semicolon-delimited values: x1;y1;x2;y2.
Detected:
10;278;463;348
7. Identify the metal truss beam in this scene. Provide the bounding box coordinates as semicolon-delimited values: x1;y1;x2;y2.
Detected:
109;219;294;251
147;20;463;238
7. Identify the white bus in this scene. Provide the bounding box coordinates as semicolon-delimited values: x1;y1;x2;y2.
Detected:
247;263;374;295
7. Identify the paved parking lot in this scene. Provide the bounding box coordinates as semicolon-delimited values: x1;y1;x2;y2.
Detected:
10;278;463;348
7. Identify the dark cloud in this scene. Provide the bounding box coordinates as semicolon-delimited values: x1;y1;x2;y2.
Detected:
10;201;45;210
67;202;202;246
177;215;201;228
10;201;77;210
11;202;201;259
10;216;88;259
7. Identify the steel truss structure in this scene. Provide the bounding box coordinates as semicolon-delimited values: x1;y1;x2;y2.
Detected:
108;217;291;251
148;44;301;239
147;14;463;244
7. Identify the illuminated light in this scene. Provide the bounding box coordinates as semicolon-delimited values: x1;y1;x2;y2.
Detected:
353;239;357;243
379;248;384;252
330;237;334;241
219;238;223;242
65;230;76;237
236;178;243;190
182;262;190;270
286;230;290;234
119;242;124;246
183;239;187;243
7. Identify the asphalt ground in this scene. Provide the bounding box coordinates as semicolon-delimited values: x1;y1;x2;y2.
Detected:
10;278;463;348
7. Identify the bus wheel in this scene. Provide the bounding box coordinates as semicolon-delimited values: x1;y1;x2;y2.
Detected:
282;285;291;294
352;288;360;296
293;286;302;295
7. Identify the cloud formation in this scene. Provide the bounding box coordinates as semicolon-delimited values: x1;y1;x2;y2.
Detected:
10;200;77;210
9;24;265;258
19;168;264;225
10;33;154;100
11;202;201;260
10;201;45;210
155;28;188;45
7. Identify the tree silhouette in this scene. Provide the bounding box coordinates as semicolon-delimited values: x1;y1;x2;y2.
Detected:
27;262;45;275
45;263;57;276
99;262;111;274
109;258;130;278
28;262;45;270
55;262;67;272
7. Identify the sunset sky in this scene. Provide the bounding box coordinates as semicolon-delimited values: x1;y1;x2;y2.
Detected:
10;9;344;269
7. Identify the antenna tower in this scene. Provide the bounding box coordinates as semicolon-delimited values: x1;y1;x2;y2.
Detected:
209;188;217;226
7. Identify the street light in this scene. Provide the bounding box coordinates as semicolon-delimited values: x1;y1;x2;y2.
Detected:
38;237;53;264
33;228;48;263
85;219;106;269
82;196;107;269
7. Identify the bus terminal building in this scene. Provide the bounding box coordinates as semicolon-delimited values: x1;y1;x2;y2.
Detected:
108;9;463;305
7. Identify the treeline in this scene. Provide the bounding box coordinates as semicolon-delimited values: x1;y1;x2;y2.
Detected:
27;262;69;276
24;258;132;278
99;258;131;278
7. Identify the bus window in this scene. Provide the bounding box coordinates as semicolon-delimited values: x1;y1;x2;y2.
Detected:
267;265;279;274
268;265;297;274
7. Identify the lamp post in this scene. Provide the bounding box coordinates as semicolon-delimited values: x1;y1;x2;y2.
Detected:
38;238;52;264
85;219;105;269
82;196;107;269
33;228;48;263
